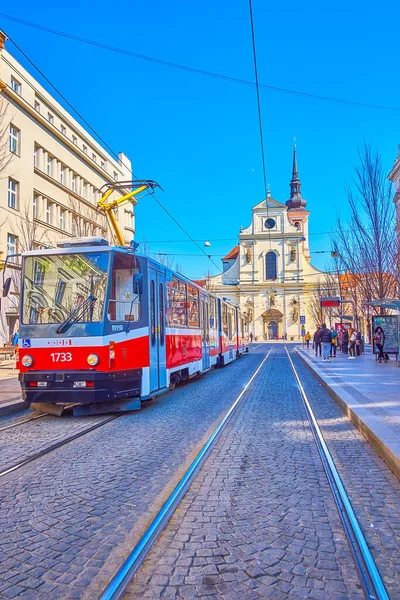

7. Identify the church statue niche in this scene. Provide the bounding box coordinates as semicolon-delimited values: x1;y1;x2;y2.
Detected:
269;295;275;307
245;247;252;264
290;246;296;262
291;298;299;323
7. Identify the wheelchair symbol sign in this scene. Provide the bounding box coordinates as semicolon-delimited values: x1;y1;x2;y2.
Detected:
22;339;31;348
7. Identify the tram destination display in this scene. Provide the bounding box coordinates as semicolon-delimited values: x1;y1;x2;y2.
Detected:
372;315;399;354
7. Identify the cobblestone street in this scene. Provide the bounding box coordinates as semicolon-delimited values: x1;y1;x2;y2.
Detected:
0;348;267;599
123;346;373;600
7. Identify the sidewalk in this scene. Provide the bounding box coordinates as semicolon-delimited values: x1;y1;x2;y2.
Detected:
297;345;400;480
0;375;25;418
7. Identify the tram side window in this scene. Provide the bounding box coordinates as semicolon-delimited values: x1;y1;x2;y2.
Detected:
168;277;187;327
108;253;140;322
209;297;217;329
188;285;199;328
222;304;228;337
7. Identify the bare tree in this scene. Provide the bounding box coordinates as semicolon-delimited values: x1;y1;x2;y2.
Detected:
69;195;107;238
307;271;339;328
0;97;13;181
335;143;397;337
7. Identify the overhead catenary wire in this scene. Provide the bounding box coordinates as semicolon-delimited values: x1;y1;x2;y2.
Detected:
4;32;222;274
1;13;400;113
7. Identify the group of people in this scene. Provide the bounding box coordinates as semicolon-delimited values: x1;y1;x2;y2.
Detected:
304;325;363;362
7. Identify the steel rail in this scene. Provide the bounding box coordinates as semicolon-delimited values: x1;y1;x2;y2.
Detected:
0;413;124;479
285;346;388;600
99;348;273;600
0;413;48;433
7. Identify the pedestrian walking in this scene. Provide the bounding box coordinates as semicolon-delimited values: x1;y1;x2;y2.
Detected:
330;326;338;357
348;329;357;359
250;332;253;343
313;327;321;357
374;326;386;363
305;331;311;349
319;324;332;362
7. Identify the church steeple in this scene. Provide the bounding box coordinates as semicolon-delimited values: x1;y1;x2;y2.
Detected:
286;143;307;210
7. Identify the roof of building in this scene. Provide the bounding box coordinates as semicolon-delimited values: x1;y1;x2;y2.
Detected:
222;246;240;261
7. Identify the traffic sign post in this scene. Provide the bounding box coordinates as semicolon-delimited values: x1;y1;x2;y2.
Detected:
300;315;306;324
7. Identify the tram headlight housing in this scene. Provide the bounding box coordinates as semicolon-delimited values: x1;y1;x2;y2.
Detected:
21;355;33;367
87;353;99;366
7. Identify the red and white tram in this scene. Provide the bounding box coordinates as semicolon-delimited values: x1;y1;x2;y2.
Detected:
17;238;249;415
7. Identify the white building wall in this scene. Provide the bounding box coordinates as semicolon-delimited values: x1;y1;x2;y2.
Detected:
0;33;134;344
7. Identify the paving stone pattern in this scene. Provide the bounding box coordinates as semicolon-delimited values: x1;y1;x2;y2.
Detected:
0;414;115;474
0;347;266;599
292;350;400;599
124;347;364;600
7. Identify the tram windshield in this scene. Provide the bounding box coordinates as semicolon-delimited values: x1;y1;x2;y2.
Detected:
21;252;109;325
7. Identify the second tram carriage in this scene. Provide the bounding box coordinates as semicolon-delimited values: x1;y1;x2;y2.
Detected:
17;238;249;415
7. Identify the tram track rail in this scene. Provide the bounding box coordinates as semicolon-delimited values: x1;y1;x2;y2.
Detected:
99;348;272;600
0;413;125;480
284;345;388;600
0;412;48;433
98;344;390;600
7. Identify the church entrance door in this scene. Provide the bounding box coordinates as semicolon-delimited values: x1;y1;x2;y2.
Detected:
268;321;278;340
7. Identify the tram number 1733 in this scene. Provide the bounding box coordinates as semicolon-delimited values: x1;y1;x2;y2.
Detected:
16;237;249;416
50;352;73;362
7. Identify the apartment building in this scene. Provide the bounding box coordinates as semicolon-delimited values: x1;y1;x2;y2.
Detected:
0;31;135;344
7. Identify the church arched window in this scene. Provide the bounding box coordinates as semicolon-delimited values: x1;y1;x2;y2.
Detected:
265;252;277;280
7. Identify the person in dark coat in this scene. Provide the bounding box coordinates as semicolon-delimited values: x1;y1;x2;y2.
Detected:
313;328;321;357
319;323;333;362
374;326;386;363
342;329;349;354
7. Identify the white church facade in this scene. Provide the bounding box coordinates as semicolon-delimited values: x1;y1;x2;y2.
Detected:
205;147;324;340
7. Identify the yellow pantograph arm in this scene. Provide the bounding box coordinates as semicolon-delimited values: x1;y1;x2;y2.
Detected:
98;185;147;211
97;184;149;247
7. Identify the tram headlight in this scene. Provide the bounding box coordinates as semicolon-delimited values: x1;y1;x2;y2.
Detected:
21;355;33;367
87;353;99;366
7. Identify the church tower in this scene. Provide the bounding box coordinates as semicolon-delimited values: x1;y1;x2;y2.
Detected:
286;144;311;259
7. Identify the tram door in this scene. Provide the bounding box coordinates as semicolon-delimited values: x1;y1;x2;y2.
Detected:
201;297;210;370
149;268;167;393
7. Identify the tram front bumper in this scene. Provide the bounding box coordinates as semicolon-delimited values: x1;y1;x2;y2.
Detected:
19;369;142;404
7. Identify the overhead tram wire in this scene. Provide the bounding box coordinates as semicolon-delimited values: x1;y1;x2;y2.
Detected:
2;13;400;112
247;0;272;253
5;33;222;274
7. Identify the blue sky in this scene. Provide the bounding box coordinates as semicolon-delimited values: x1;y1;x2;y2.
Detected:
1;0;399;277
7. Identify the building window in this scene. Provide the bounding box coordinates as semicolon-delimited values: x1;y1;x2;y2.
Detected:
47;155;53;177
33;260;45;286
34;100;40;112
7;234;18;262
34;146;39;168
9;125;20;155
59;209;65;230
55;279;66;304
33;194;38;219
46;201;53;225
83;144;88;154
113;171;118;181
101;160;105;170
92;153;96;163
60;165;66;185
60;124;67;135
92;188;97;203
11;77;21;94
48;113;54;124
8;178;19;210
71;174;76;192
72;135;77;145
265;252;277;280
82;181;87;199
